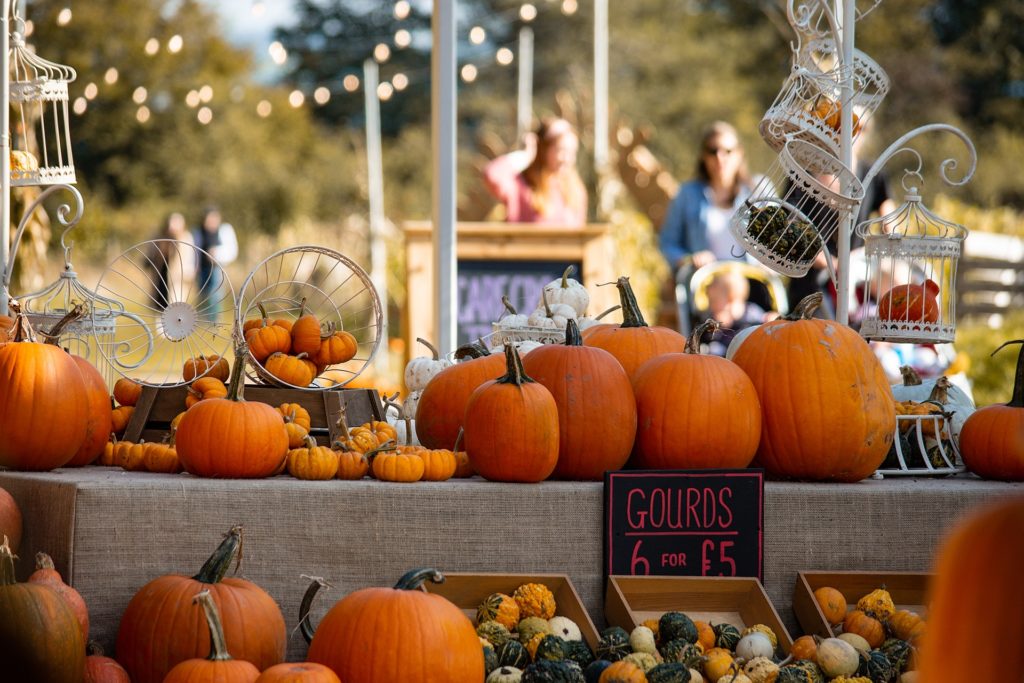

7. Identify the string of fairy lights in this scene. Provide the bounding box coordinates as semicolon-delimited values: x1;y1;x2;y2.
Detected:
41;0;580;126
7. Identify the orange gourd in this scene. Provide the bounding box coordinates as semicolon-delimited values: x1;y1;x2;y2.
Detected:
183;354;230;383
521;318;637;480
813;586;848;626
67;355;114;466
415;340;506;449
113;377;143;407
877;278;940;324
0;538;85;683
790;634;817;661
918;497;1024;682
162;590;260;683
28;552;89;641
370;444;425;482
335;446;369;480
888;609;926;643
175;342;289;478
694;620;716;652
631;319;761;469
0;308;89;470
301;568;484;682
731;293;895;481
959;340;1024;480
842;609;884;648
464;344;559;483
115;527;285;683
599;659;648;682
582;276;686;380
255;662;341;682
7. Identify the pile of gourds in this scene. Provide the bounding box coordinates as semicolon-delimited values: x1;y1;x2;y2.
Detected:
243;300;358;387
808;585;922;682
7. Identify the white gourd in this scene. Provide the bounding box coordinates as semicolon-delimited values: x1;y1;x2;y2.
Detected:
575;305;621;332
528;288;576;329
548;616;583;642
891;366;975;437
384;397;419;447
816;637;860;678
734;632;774;661
542;265;590;316
403;338;452;392
497;295;530;330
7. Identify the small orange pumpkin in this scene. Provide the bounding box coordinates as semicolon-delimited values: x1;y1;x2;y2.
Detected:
888;608;926;643
28;552;89;641
369;444;424;482
186;377;229;408
113;378;143;407
813;586;848;626
111;405;135;436
789;634;817;661
287;435;339;480
245;325;292;363
290;300;323;356
599;660;648;682
183;354;230;383
843;609;885;648
144;438;181;474
265;352;316;387
419;448;457;482
314;327;358;366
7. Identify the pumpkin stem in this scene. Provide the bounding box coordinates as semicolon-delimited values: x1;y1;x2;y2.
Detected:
192;525;243;584
453;427;464;452
899;365;923;386
193;590;234;661
686;319;721;354
559;264;576;289
301;434;318;450
335;402;351;435
495;343;535;387
34;552;56;571
500;295;518;316
365;439;398;460
42;303;86;345
298;576;332;644
0;537;15;586
9;300;38;343
927;376;952;404
415;337;441;361
86;640;106;657
394;567;445;591
539;287;553;318
257;302;270;323
297;297;308;319
783;292;824;321
226;338;249;402
614;276;648;328
595;304;621;321
991;339;1024;407
454;339;489;361
564;318;582;346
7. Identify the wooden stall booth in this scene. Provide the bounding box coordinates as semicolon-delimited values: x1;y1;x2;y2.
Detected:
402;221;619;359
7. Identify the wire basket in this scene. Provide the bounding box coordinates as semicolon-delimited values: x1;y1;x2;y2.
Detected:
236;246;384;391
855;183;967;344
875;412;964;478
490;323;565;346
760;45;889;156
731;138;864;277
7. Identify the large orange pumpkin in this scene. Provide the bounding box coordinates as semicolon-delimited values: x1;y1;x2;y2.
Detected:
0;486;22;553
415;340;506;449
162;590;261;683
959;340;1024;481
582;276;686;380
115;526;286;683
67;354;115;466
731;293;895;481
302;568;484;682
176;342;289;478
464;344;559;482
28;552;89;641
0;538;85;682
0;308;89;470
918;497;1024;681
631;319;761;469
521;318;637;480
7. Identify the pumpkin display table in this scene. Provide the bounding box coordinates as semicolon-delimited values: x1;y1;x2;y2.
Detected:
0;468;1020;661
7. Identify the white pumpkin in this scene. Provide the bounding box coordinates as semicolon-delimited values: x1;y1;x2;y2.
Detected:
403;390;421;418
549;616;583;642
688;669;705;683
816;637;860;678
490;340;542;356
403;338;452;392
542;265;590;316
497;295;530;330
837;632;871;653
528;288;576;329
575;304;621;332
891;366;975;437
734;632;774;661
384;396;419;447
725;324;760;360
627;625;656;653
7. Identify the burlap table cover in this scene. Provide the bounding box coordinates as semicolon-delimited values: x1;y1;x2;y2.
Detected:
1;468;1020;661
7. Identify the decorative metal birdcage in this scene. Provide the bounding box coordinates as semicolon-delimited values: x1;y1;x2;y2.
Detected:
760;40;889;157
786;0;883;41
875;411;965;478
730;137;864;277
7;1;76;186
856;178;967;344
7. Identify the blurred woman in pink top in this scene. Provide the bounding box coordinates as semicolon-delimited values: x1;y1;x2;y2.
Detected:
483;117;588;227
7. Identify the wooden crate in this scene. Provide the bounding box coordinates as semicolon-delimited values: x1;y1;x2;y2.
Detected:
123;384;384;445
793;570;933;639
422;572;600;650
605;575;793;652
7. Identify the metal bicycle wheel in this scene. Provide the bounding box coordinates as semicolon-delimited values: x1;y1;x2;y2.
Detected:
92;239;236;387
236;245;384;390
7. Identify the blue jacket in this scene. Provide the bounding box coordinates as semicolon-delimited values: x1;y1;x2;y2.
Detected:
659;180;753;267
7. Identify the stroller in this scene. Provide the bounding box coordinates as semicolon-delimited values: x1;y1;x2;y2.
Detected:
673;260;789;338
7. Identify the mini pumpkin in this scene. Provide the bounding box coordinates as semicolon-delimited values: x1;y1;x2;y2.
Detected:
254;662;341;682
290;300;323;356
959;339;1024;480
245;324;291;363
404;337;453;392
186;376;228;408
287;435;339;480
143;438;181;474
334;445;369;480
265;352;316;387
28;552;89;641
887;609;926;643
183;354;230;383
113;377;143;407
543;265;590;317
478;593;521;631
813;586;847;626
313;326;358;368
369;444;424;482
513;582;556;620
843;610;885;649
599;660;648;683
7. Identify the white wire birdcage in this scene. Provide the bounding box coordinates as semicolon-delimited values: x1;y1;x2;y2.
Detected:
760;41;889;157
731;137;864;277
7;1;76;186
786;0;884;41
855;176;967;344
875;412;965;478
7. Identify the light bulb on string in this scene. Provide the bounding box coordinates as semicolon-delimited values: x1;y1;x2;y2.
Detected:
394;0;411;20
374;43;391;63
314;87;331;104
197;107;213;125
461;64;478;82
377;82;394;101
562;0;577;15
256;100;272;117
289;90;305;107
136;106;151;124
395;29;411;48
72;97;87;115
392;73;409;91
57;8;72;25
496;48;514;65
84;83;98;100
185;90;201;108
343;75;360;92
145;38;159;55
269;41;288;65
167;34;184;53
132;86;148;104
104;68;119;85
520;4;537;22
199;85;214;103
469;26;486;45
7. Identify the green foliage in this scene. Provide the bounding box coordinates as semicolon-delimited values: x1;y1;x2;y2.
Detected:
958;312;1024;408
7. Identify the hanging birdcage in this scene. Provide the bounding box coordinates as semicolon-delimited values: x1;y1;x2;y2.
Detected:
730;137;864;277
760;40;889;157
855;177;967;344
786;0;883;42
7;2;77;186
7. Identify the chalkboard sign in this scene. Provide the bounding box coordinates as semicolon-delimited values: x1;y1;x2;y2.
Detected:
604;469;764;581
456;259;581;346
